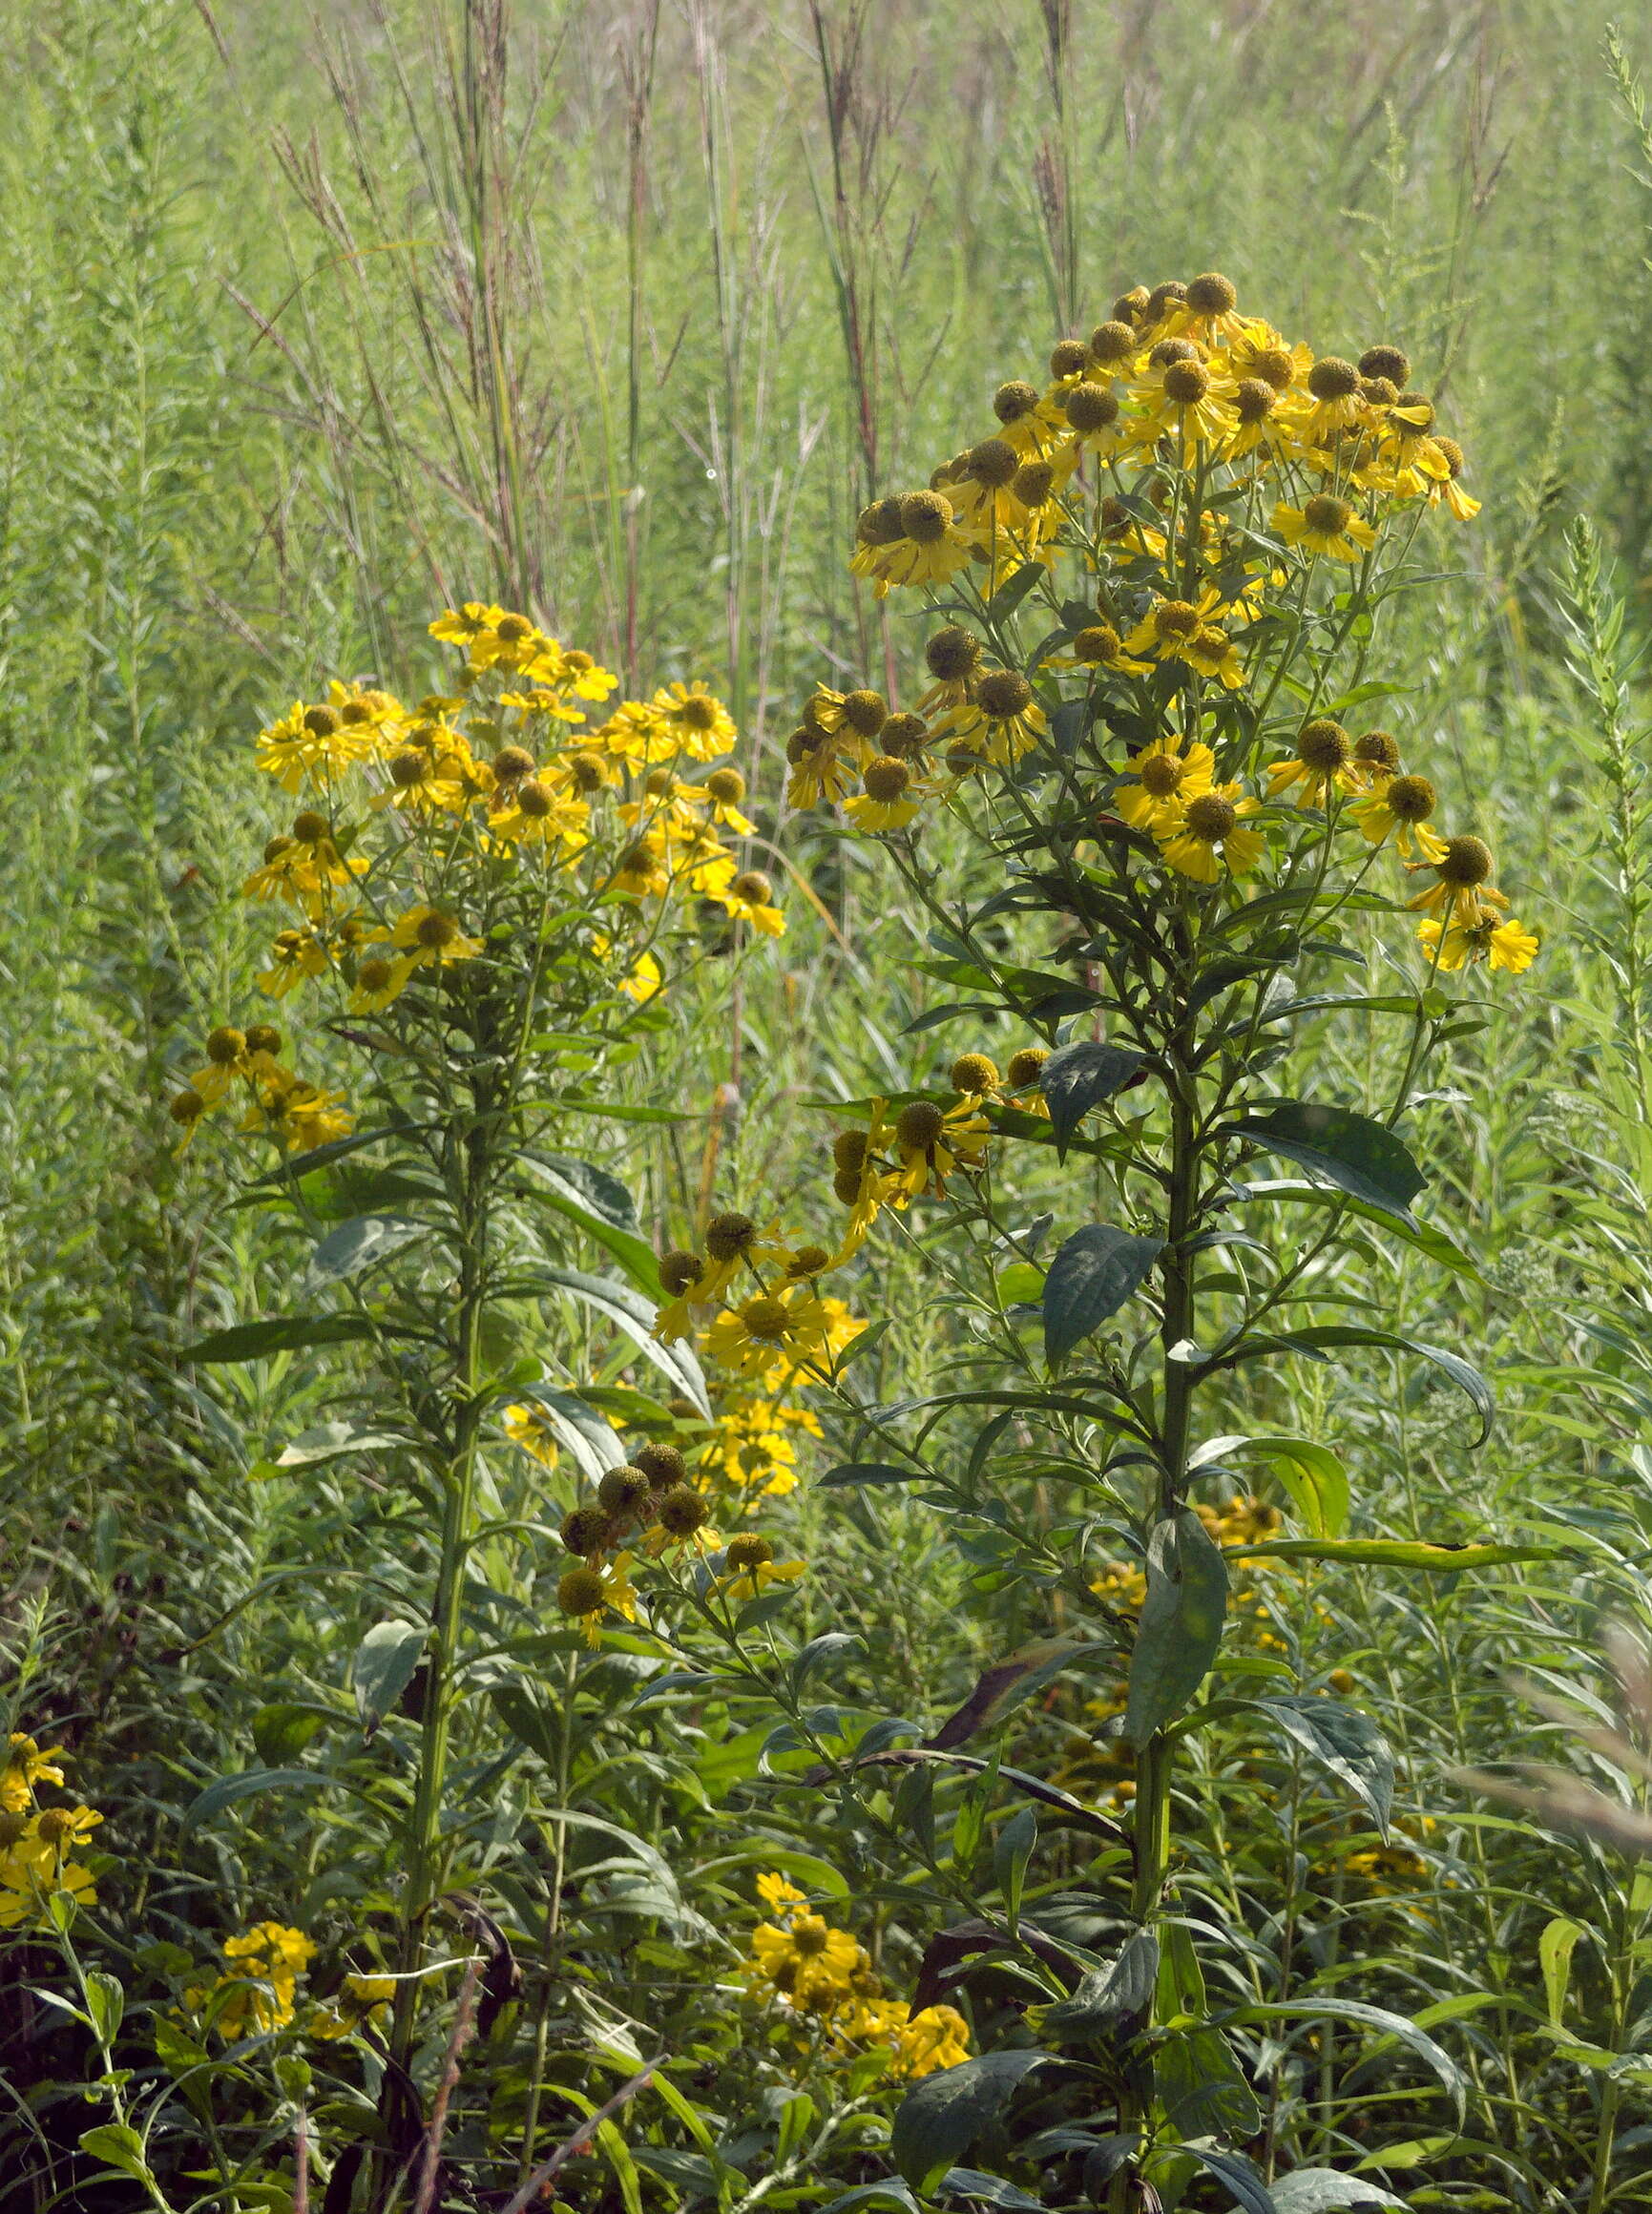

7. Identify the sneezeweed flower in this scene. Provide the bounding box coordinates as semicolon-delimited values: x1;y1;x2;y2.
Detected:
846;755;922;832
949;1053;1000;1100
1157;785;1266;882
1114;740;1216;834
1406;834;1508;928
385;905;483;971
1046;620;1150;678
704;1287;833;1378
653;681;739;760
1349;772;1447;861
555;1555;638;1646
851;489;974;596
1266;720;1360;807
195;1923;318;2039
1274;491;1377;562
240;1077;354;1155
257;926;332;1000
916;625;984;714
889;1096;991;1201
1418;912;1538;974
310;1973;395;2042
718;1536;804;1605
716;870;786;937
943;669;1047;766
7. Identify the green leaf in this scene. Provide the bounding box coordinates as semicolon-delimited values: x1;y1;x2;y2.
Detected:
251;1702;331;1766
1219;1996;1466;2119
509;1384;626;1483
1198;1434;1349;1537
78;2124;154;2183
350;1619;425;1726
183;1315;383;1364
1125;1510;1229;1744
983;560;1046;620
1155;2025;1263;2142
1229;1101;1425;1216
1539;1915;1586;2028
1043;1224;1163;1365
890;2052;1049;2194
1270;2173;1407;2212
1039;1041;1143;1159
1223;1326;1495;1447
1239;1176;1485;1284
180;1766;334;1835
1226;1536;1555;1571
306;1214;429;1288
83;1970;124;2048
273;1420;410;1471
530;1266;710;1415
1038;1931;1159;2044
1254;1696;1394;1835
1173;2146;1276;2214
240;1123;425;1186
518;1152;660;1294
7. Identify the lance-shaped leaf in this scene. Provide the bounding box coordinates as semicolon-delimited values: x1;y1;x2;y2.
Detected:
1038;1930;1160;2045
350;1619;426;1729
509;1384;626;1483
1253;1695;1394;1836
517;1151;659;1294
306;1213;429;1290
889;2052;1049;2194
1043;1224;1162;1366
1125;1510;1229;1744
1228;1100;1426;1217
183;1316;384;1364
529;1265;710;1414
1040;1041;1144;1158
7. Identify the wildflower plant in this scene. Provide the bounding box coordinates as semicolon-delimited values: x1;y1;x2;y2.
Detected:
667;275;1550;2202
157;604;784;2193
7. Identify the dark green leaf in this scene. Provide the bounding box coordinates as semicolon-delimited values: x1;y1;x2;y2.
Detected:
518;1153;659;1293
242;1123;423;1186
183;1316;382;1364
817;1462;923;1488
251;1703;330;1766
1039;1931;1159;2044
1043;1224;1162;1365
890;2053;1049;2194
530;1266;710;1414
1175;2145;1277;2214
1155;2025;1263;2143
180;1766;333;1835
307;1214;428;1289
1229;1102;1425;1216
509;1385;626;1483
942;2171;1045;2211
350;1619;425;1727
1218;1996;1466;2118
1220;1326;1495;1447
1270;2171;1407;2211
1040;1042;1144;1159
1255;1696;1394;1835
983;561;1046;620
1239;1178;1484;1285
1125;1510;1229;1743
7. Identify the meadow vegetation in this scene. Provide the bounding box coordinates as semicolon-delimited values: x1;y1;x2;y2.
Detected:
6;2;1652;2208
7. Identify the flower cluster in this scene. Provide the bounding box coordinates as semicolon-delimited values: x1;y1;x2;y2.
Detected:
550;1436;805;1645
787;273;1534;979
744;1873;971;2080
0;1734;102;1932
185;1921;316;2038
169;604;779;1154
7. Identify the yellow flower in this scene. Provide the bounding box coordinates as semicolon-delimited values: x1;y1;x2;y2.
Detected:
756;1870;807;1913
254;700;380;793
431;603;552;674
1405;834;1508;929
1044;620;1151;678
705;1395;819;1496
1273;493;1377;562
385;905;483;970
490;781;591;858
1347;773;1448;861
845;755;922;832
714;868;785;937
203;1922;317;2038
719;1544;805;1603
1418;913;1537;974
649;681;738;762
611;833;671;898
1157;784;1265;883
257;928;332;1000
704;1288;832;1379
1120;589;1239;675
346;954;414;1014
941;671;1047;767
890;2003;972;2078
887;1096;991;1201
849;490;973;597
1265;719;1361;808
1125;351;1237;450
310;1973;395;2042
503;1402;560;1470
240;1077;354;1155
1114;740;1216;836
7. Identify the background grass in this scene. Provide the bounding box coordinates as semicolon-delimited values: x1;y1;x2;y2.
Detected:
8;0;1652;2199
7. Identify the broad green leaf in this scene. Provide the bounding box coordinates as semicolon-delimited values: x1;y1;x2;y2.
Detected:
1039;1041;1143;1159
509;1384;626;1483
1227;1536;1557;1571
1239;1177;1485;1285
1229;1101;1425;1216
1043;1223;1163;1366
1539;1915;1586;2028
889;2052;1048;2194
1155;2025;1264;2142
180;1766;334;1835
78;2124;154;2183
273;1420;410;1470
518;1152;659;1294
1270;2173;1407;2212
83;1970;124;2048
1125;1510;1229;1744
1038;1931;1159;2043
251;1702;331;1766
1254;1695;1394;1835
1170;2143;1276;2214
306;1213;429;1289
183;1315;382;1364
1197;1433;1349;1537
530;1266;710;1415
816;2189;920;2214
350;1619;425;1726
